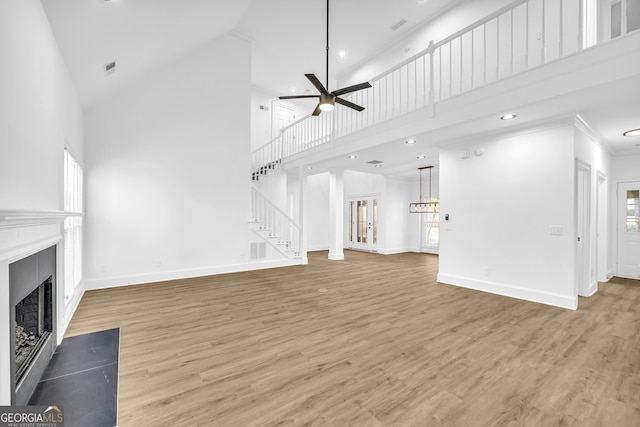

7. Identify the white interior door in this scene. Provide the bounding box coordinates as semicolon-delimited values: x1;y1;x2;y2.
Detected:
271;102;296;139
348;197;378;252
617;181;640;279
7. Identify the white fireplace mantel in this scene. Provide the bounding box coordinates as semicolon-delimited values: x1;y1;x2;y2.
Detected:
0;209;82;405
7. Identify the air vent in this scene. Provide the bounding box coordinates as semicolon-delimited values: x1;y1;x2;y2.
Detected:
366;160;384;165
104;60;117;76
391;19;407;31
250;242;266;259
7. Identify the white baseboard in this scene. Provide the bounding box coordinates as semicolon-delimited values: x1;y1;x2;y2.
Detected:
307;245;329;252
587;280;598;296
437;272;577;310
58;281;86;343
377;247;411;255
606;269;614;280
84;259;306;291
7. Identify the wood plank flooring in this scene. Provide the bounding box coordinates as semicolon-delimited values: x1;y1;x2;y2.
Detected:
65;251;640;426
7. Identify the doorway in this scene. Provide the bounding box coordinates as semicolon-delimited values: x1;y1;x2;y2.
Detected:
576;161;592;297
348;196;379;252
617;181;640;279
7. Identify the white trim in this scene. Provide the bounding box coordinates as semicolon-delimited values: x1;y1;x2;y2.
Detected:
0;210;80;230
84;258;307;291
328;252;345;261
437;272;578;310
586;280;599;297
574;114;613;155
377;247;412;255
307;245;330;251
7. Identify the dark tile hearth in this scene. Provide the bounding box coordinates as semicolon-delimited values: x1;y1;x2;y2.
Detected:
29;328;119;427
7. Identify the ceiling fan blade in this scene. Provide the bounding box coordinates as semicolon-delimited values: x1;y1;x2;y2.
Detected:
305;73;329;94
331;82;372;96
278;95;320;100
312;103;323;116
335;97;365;112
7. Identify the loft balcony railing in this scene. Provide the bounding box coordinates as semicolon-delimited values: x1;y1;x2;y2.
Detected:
251;0;604;174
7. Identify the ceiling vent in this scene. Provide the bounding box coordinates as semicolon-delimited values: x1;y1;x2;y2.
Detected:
391;19;407;31
367;160;384;165
104;60;117;76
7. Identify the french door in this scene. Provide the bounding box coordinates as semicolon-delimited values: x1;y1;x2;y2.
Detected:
617;181;640;279
348;197;378;252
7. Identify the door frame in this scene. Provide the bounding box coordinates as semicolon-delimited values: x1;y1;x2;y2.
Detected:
575;160;594;298
347;194;380;252
616;180;640;279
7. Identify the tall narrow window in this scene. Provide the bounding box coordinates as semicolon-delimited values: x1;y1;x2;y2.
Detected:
425;197;440;247
64;149;83;304
627;190;639;232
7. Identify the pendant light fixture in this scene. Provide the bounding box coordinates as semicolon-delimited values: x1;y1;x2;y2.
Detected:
410;166;437;213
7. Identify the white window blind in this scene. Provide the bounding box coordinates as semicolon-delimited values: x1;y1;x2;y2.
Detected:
64;149;83;304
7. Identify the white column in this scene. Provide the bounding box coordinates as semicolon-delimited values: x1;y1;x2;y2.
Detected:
298;166;308;264
328;169;345;261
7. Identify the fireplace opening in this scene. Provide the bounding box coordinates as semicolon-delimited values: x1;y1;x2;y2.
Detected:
9;244;57;405
14;276;53;385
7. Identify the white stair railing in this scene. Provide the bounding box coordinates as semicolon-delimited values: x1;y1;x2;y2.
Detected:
251;187;301;258
251;0;599;173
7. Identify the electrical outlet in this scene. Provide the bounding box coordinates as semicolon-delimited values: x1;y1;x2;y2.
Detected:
550;226;563;236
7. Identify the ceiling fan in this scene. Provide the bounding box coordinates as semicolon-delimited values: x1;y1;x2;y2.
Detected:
278;0;372;116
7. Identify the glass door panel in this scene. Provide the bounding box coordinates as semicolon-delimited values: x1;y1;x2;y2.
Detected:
349;197;379;252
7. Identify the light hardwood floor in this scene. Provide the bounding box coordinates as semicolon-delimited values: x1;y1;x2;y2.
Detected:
66;251;640;426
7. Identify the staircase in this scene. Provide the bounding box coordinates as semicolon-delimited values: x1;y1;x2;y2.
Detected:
248;0;612;265
249;186;303;262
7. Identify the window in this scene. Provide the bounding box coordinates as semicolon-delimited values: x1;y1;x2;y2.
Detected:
63;149;83;303
425;197;440;247
627;189;639;232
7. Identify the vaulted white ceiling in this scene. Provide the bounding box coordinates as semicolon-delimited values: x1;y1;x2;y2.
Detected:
41;0;460;108
41;0;640;170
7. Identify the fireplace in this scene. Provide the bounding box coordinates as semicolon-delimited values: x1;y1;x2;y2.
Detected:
9;245;57;405
15;276;53;385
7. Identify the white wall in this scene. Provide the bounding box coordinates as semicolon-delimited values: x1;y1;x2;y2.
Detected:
383;177;413;254
306;172;330;251
250;87;309;151
609;154;640;277
438;124;577;309
343;170;413;254
0;0;83;210
84;34;255;289
0;0;84;404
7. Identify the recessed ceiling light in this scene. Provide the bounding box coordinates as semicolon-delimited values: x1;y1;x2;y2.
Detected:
290;88;296;93
417;155;426;159
501;113;517;120
348;155;357;159
623;128;640;137
405;139;416;144
338;50;347;59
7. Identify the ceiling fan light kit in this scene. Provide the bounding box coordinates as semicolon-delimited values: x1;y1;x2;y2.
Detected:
278;0;371;116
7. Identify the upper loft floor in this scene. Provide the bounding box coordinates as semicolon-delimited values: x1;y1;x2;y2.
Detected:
251;0;640;179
